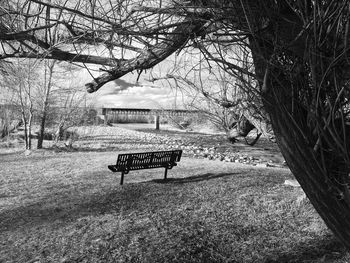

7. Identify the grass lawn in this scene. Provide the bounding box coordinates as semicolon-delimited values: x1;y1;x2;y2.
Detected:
0;121;350;263
0;148;349;263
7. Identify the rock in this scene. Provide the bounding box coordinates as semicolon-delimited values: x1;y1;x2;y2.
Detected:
284;179;300;187
296;193;307;206
256;163;268;168
224;157;231;162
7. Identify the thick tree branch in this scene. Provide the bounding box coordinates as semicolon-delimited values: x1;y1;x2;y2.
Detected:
0;50;126;66
85;17;210;93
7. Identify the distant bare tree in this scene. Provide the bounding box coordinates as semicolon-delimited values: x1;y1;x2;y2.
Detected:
51;87;89;143
2;60;40;149
37;60;56;149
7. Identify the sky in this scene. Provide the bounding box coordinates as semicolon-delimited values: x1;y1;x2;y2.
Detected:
0;55;189;110
73;53;195;110
90;77;185;109
0;43;202;110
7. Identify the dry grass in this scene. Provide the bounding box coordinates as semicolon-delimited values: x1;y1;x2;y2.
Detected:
0;149;348;263
0;125;349;262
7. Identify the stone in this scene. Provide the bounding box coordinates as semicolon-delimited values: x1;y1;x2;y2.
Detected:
296;193;307;206
256;163;268;168
284;179;300;187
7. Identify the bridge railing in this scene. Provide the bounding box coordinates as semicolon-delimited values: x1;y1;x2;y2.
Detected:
101;107;199;129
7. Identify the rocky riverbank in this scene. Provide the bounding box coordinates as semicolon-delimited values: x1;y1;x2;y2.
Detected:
71;125;287;168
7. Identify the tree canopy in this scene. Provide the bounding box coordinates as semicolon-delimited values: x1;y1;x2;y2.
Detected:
0;1;257;90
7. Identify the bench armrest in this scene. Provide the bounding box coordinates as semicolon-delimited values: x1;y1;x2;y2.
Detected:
108;165;118;172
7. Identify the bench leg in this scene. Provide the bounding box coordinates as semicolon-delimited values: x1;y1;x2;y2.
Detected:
120;172;125;185
164;168;168;180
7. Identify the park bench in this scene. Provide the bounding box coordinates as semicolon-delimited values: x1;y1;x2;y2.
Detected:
108;150;182;185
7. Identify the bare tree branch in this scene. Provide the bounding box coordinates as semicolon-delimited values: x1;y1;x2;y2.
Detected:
85;17;210;92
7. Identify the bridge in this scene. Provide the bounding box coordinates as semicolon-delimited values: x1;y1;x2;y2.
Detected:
101;107;199;129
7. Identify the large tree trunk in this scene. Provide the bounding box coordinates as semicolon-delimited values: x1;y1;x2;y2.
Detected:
263;91;350;248
243;0;350;247
250;39;350;247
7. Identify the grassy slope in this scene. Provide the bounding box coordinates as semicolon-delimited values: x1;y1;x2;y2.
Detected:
0;148;348;263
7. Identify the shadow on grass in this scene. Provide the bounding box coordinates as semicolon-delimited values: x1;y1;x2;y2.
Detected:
47;142;156;153
263;235;347;263
0;151;66;164
0;170;348;262
0;169;284;234
134;128;223;136
0;183;156;232
0;150;24;157
151;172;238;184
0;173;238;232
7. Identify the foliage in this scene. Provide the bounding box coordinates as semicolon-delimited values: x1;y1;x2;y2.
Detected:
0;58;95;146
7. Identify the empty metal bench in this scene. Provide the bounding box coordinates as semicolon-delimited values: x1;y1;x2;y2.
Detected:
108;150;182;185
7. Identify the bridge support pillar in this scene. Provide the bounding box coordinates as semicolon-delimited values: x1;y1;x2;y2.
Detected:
102;108;108;125
154;115;160;130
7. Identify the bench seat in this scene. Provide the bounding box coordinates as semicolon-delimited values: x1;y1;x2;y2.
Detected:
108;150;182;185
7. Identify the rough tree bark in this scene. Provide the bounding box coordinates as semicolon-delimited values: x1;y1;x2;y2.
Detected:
250;35;350;247
242;1;350;248
260;66;350;248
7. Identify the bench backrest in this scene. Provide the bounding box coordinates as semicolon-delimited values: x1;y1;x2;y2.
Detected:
115;150;182;172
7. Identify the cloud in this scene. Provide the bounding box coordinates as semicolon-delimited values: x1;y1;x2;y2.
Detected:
98;79;138;95
67;51;195;110
93;77;185;109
